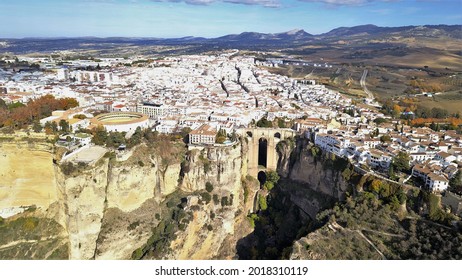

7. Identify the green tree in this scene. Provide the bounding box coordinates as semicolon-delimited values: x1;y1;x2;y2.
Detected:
388;165;396;181
263;170;280;191
201;192;211;204
221;196;229;207
374;118;387;125
266;170;280;184
256;117;272;128
92;126;108;146
277;118;286;128
32;121;42;133
380;135;391;143
59;119;70;132
216;135;226;144
51;122;58;133
449;170;462;194
215;128;227;144
8;102;25;110
128;127;143;147
44;122;53;134
392;151;411;173
106;132;125;148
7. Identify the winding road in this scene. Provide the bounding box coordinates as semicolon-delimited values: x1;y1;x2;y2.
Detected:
360;69;374;100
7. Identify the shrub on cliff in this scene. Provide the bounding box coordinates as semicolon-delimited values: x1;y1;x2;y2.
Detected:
263;171;280;191
201;192;212;204
213;194;220;205
60;162;76;176
221;196;229;207
258;194;268;211
205;182;214;192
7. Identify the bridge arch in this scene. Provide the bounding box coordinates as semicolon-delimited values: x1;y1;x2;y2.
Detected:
274;132;281;139
258;138;268;168
257;171;267;186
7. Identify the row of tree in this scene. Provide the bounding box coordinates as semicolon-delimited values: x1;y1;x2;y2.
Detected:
0;95;79;130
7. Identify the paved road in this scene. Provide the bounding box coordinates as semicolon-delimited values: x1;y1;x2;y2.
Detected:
360;69;374;100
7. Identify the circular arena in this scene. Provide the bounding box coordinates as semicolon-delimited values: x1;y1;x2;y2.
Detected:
90;112;149;133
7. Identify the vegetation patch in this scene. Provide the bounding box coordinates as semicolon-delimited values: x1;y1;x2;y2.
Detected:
310;193;462;259
131;192;193;259
0;216;69;260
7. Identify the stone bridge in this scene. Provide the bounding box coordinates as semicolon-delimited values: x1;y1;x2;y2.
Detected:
238;127;296;180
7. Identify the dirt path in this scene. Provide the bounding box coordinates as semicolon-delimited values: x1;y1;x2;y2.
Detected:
360;69;374;100
361;228;405;238
331;222;387;260
0;236;60;251
356;230;387;260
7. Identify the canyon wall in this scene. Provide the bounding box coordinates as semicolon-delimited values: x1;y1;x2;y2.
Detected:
1;135;345;260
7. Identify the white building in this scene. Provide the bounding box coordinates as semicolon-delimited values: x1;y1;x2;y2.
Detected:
137;102;169;119
57;68;69;81
189;124;216;145
426;173;449;192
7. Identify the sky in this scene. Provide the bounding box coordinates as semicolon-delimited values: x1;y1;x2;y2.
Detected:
0;0;461;38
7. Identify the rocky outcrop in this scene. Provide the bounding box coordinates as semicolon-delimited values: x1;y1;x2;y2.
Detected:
52;141;254;260
107;155;179;212
160;143;254;260
95;198;161;260
55;159;109;260
181;144;242;194
277;137;349;201
56;148;183;260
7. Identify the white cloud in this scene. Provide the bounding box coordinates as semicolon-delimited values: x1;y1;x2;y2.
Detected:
298;0;399;6
224;0;280;8
150;0;281;8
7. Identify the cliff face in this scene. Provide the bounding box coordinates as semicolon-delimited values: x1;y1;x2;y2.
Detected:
180;145;242;194
2;135;346;260
159;143;255;260
55;160;109;260
277;138;349;201
235;137;350;259
56;145;183;260
106;156;179;212
53;142;254;260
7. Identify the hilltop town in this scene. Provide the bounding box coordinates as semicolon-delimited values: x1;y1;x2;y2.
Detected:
1;52;461;216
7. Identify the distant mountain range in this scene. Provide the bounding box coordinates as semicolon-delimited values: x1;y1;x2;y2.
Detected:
0;24;461;54
210;24;461;44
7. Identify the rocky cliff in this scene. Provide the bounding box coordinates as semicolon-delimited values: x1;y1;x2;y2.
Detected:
138;142;257;260
1;134;351;260
52;140;257;260
277;137;349;202
53;143;185;259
